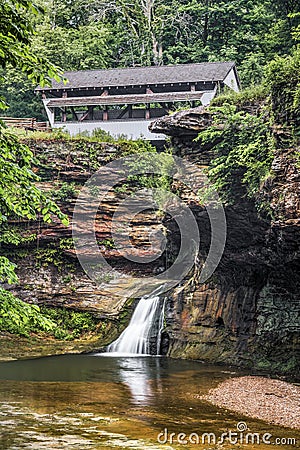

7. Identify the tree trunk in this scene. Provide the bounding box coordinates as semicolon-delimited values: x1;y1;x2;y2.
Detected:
202;0;210;45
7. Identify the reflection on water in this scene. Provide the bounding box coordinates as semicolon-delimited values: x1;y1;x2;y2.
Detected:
118;357;163;405
0;355;299;449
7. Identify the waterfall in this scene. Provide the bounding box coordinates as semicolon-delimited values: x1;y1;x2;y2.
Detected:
156;297;165;355
107;292;165;356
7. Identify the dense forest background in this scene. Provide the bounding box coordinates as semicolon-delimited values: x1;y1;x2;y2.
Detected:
0;0;299;120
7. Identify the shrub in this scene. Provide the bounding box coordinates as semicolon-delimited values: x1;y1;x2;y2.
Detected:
265;48;300;137
39;307;99;340
0;288;56;336
196;104;275;207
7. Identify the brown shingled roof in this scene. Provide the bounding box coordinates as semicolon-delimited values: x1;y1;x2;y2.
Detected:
37;61;237;91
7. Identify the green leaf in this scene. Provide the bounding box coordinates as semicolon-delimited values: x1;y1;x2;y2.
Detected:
62;217;69;227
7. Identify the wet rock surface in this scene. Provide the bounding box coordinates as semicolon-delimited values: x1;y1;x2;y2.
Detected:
151;108;300;375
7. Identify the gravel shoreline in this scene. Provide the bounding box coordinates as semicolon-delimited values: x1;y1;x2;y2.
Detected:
205;376;300;429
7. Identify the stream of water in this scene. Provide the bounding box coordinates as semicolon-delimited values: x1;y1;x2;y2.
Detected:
0;355;298;449
0;287;298;449
106;293;164;355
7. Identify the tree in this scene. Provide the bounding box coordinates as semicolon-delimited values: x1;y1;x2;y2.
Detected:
94;0;289;76
0;68;47;120
0;0;68;280
0;0;70;336
1;0;300;118
0;128;68;283
0;0;63;86
31;22;112;70
91;0;206;66
0;0;112;117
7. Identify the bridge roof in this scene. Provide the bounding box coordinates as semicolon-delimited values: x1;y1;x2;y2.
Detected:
37;61;237;92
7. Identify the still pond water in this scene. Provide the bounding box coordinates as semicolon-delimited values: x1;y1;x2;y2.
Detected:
0;355;298;449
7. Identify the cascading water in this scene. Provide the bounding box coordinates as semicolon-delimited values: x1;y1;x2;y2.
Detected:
107;292;165;356
156;297;165;355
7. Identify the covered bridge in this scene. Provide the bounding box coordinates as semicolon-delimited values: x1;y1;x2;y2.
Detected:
36;61;240;140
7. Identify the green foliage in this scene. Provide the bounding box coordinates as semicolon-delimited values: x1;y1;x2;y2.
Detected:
211;85;269;108
96;0;299;72
265;47;300;136
0;68;47;120
43;0;103;29
97;239;115;249
196;104;275;206
124;149;175;210
126;146;173;182
21;129;158;153
0;287;100;339
291;13;300;41
0;126;69;226
294;150;300;169
238;52;266;87
58;238;75;250
0;0;70;339
50;182;79;202
0;0;62;86
31;22;112;71
62;274;71;283
35;239;75;269
35;247;64;269
116;138;157;156
91;128;115;143
114;184;130;194
0;226;36;246
0;257;18;284
39;307;99;340
0;288;56;336
16;128;70;141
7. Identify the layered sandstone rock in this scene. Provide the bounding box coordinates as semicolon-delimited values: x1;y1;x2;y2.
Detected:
150;108;300;375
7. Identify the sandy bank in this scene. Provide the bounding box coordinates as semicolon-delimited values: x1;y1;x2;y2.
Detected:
205;375;300;429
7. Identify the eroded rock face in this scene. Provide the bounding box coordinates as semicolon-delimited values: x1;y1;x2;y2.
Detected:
3;129;299;374
5;139;166;320
151;109;300;375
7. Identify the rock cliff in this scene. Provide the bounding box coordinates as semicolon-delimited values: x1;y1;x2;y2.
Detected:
2;106;299;374
151;107;300;375
0;138;167;358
